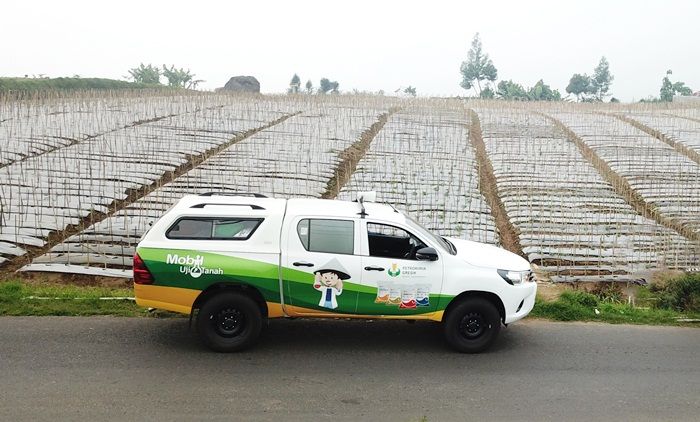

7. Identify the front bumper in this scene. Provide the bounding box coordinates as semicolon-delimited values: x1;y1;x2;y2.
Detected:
504;281;537;324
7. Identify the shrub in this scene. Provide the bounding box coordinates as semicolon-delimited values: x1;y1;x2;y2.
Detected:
590;282;623;303
560;290;599;308
650;273;700;312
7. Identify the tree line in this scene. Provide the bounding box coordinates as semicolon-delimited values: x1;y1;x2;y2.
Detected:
459;33;693;102
288;74;340;94
127;64;203;89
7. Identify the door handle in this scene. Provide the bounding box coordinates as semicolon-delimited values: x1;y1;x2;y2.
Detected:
364;266;385;271
293;261;314;267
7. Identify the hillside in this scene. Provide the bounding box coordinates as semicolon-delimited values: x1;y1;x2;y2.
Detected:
0;92;698;283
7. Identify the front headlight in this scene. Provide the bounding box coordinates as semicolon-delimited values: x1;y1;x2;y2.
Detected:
497;269;529;285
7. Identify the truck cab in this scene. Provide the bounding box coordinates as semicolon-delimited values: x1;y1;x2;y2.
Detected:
134;193;537;353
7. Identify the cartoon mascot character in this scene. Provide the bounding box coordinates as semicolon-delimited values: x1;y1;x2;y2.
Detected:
313;258;351;310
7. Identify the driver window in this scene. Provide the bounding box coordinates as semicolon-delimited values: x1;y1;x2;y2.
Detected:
367;223;426;260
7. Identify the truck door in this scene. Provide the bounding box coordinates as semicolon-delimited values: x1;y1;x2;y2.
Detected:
282;217;362;316
359;221;443;316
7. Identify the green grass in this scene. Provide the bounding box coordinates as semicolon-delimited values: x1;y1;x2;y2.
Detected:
531;290;699;326
2;278;698;325
0;280;176;317
0;77;166;92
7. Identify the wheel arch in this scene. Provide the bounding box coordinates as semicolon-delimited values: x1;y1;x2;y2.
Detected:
192;282;269;319
443;290;506;323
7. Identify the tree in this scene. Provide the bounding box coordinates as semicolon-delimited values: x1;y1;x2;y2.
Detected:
496;80;528;100
127;63;161;85
319;78;339;94
527;79;562;101
480;86;495;99
566;73;593;101
660;70;693;101
288;74;301;94
673;81;693;96
404;86;417;97
459;33;497;96
305;80;313;94
162;65;202;89
319;78;331;94
590;56;614;101
660;71;674;102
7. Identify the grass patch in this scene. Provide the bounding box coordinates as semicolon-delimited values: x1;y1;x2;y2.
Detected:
3;276;698;325
0;280;176;317
531;289;699;326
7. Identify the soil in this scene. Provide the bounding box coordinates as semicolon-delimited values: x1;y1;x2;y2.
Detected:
321;108;398;199
467;109;525;258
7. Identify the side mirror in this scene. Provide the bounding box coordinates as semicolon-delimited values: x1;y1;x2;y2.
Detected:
415;247;438;261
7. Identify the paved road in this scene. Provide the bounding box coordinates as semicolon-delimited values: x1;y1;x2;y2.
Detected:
0;317;698;421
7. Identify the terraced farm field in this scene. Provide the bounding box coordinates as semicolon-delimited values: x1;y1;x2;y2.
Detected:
0;92;698;283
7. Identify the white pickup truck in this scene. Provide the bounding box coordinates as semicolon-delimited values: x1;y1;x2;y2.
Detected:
134;193;536;353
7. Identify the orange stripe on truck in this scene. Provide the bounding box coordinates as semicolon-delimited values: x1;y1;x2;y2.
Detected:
134;284;200;315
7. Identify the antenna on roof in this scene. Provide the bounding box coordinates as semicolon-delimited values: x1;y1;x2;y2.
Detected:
356;191;376;218
358;196;367;218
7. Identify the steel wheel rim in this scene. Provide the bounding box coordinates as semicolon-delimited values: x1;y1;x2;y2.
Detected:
212;307;246;338
458;312;487;339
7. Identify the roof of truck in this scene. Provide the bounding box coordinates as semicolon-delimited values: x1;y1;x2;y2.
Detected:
175;194;404;221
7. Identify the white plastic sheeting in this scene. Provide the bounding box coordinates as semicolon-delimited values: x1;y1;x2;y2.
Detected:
0;98;297;264
552;112;700;235
478;108;698;283
339;105;497;244
22;101;388;276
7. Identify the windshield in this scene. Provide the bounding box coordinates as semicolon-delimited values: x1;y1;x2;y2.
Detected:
404;215;456;255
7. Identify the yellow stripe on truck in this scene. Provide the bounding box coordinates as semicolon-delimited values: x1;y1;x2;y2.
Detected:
134;284;200;315
281;304;444;322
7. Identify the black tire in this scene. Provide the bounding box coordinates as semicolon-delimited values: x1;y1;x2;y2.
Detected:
444;297;501;353
196;291;263;352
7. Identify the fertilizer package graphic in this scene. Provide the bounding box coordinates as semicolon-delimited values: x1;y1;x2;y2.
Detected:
375;281;391;303
416;284;431;307
399;284;417;309
387;285;402;305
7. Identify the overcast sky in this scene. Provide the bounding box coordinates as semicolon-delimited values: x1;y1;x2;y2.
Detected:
2;0;698;101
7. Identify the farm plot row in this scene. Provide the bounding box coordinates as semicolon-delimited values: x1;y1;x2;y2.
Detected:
620;112;700;161
20;103;387;277
665;108;700;122
0;93;234;167
0;99;298;265
550;112;700;236
476;108;698;283
338;105;497;244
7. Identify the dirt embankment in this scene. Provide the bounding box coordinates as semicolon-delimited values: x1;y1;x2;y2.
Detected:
321;108;398;199
467;109;525;258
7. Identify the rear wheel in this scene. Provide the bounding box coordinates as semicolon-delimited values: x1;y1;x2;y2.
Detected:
444;297;501;353
196;292;263;352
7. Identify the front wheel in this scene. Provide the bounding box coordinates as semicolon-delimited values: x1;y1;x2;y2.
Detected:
196;292;263;352
444;297;501;353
